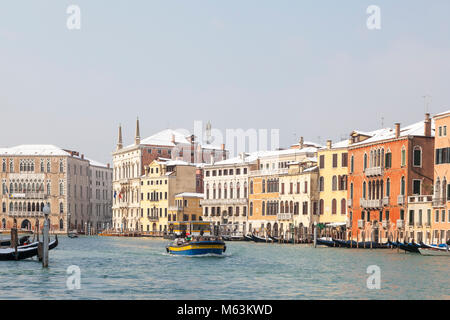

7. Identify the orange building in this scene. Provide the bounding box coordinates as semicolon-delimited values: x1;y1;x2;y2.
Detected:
348;114;434;242
431;111;450;243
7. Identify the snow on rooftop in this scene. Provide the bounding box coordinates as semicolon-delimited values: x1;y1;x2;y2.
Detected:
350;119;435;147
0;145;70;156
85;157;109;168
175;192;204;198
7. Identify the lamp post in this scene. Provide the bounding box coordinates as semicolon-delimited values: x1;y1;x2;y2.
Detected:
42;204;50;268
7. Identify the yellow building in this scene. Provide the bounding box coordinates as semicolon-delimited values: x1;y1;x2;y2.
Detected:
169;192;204;222
140;159;197;235
317;139;349;226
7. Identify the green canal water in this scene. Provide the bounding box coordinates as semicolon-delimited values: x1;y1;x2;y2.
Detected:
0;236;448;300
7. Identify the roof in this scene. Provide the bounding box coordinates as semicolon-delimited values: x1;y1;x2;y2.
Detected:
175;192;204;198
318;139;350;151
85;157;110;169
350;119;435;147
127;128;223;150
0;145;71;156
434;110;450;118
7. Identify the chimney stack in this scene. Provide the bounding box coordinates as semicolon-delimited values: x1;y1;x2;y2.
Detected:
299;137;304;149
171;134;175;144
81;154;84;160
326;140;332;149
424;113;431;137
107;163;110;168
395;123;400;138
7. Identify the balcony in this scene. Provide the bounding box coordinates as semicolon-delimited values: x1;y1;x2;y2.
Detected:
382;220;388;229
249;168;289;177
358;219;365;229
360;198;383;209
397;195;405;206
432;197;445;207
415;222;423;228
347;199;352;207
408;195;433;203
200;198;247;206
364;167;383;177
346;220;352;228
382;197;389;206
396;219;404;229
168;206;183;212
277;213;293;221
9;192;48;200
147;215;159;221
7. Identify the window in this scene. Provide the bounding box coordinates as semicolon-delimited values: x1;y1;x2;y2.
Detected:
332;154;338;168
319;155;325;169
412;180;421;195
400;177;405;195
385;152;392;168
413;147;422;167
341;199;346;215
332;176;337;191
401;147;406;167
362;181;367;199
386;178;390;197
341;153;348;167
319;177;324;192
350;155;354;173
331;199;337;214
364;153;367;170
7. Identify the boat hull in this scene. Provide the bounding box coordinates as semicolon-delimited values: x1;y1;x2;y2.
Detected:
0;236;58;261
166;241;226;256
419;247;450;256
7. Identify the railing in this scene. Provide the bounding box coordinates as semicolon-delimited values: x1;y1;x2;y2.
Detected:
200;198;247;206
397;195;405;206
8;211;43;217
277;213;293;220
9;193;49;200
415;222;423;227
364;167;383;176
146;215;159;221
396;219;404;229
408;195;433;203
249;168;289;177
347;199;352;207
382;196;389;206
360;198;383;209
168;206;183;212
358;219;365;229
432;197;445;207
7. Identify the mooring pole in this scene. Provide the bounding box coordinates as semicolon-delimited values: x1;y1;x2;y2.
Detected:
42;205;50;268
313;222;317;248
11;218;18;260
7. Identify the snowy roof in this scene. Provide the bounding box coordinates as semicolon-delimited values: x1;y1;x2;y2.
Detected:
175;192;204;198
85;157;110;168
206;147;318;167
291;141;324;148
434;110;450;118
350;120;435;147
126;128;223;150
0;145;71;156
318;139;350;150
303;166;318;172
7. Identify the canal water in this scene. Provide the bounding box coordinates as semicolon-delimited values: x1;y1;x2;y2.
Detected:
0;236;448;299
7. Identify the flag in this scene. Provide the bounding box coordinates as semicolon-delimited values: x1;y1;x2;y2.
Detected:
114;191;117;199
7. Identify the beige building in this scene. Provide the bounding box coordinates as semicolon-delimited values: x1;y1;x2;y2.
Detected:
0;145;111;234
112;119;227;232
138;159;198;234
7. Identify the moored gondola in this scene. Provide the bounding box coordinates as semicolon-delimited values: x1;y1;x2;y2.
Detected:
251;234;274;243
0;236;31;247
0;236;58;261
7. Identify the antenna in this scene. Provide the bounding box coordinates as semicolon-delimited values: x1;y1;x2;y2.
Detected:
422;95;432;113
381;116;384;128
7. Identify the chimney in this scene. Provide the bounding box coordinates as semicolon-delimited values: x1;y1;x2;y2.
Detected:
299;137;304;149
221;144;226;160
107;163;110;168
326;140;332;149
424;113;431;137
395;123;400;138
81;154;84;160
171;134;175;144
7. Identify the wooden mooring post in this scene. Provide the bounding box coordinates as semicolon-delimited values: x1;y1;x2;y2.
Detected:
11;218;18;260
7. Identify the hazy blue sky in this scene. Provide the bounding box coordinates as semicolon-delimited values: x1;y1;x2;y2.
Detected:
1;1;449;163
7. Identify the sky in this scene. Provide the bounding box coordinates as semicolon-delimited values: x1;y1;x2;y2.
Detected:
0;0;449;164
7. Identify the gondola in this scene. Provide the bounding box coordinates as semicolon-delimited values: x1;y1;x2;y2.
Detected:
0;236;31;247
243;234;253;241
418;243;450;256
316;237;336;247
0;236;58;261
251;234;274;243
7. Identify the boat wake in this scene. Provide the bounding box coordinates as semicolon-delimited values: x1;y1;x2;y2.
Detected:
162;252;231;258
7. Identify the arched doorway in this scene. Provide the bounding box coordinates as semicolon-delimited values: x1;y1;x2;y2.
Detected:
1;218;6;229
59;219;64;231
273;223;279;237
21;219;31;230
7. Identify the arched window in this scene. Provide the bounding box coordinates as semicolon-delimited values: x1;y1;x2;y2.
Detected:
400;176;405;195
350;155;354;173
59;160;64;173
401;147;406;167
230;183;234;199
413;146;422;167
350;183;354;199
262;201;265;215
60;219;64;230
386;178;391;197
224;183;227;199
364;153;368;170
250;202;253;216
363;181;367;199
244;182;248;198
250;181;253;194
262;180;266;193
236;183;240;199
59;202;64;214
341;199;346;214
59;182;64;196
332;199;337;214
